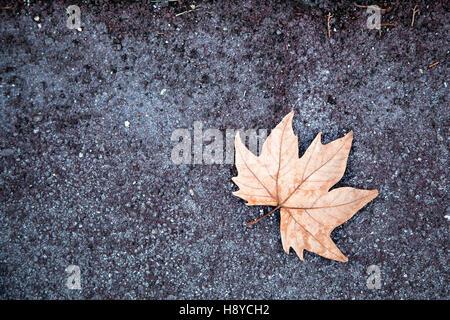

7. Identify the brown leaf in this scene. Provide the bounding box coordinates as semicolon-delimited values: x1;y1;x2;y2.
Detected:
232;111;378;262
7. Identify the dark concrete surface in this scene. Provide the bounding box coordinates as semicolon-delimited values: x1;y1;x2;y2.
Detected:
0;0;448;299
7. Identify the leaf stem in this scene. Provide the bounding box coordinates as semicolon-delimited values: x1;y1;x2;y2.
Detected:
247;205;282;227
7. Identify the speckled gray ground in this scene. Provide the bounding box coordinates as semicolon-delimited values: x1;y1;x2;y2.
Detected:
0;0;448;299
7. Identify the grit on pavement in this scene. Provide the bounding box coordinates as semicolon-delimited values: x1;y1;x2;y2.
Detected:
0;0;448;299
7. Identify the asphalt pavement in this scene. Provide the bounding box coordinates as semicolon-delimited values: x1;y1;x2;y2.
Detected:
0;0;448;299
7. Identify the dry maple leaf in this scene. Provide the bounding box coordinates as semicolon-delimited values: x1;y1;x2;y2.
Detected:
232;111;378;262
